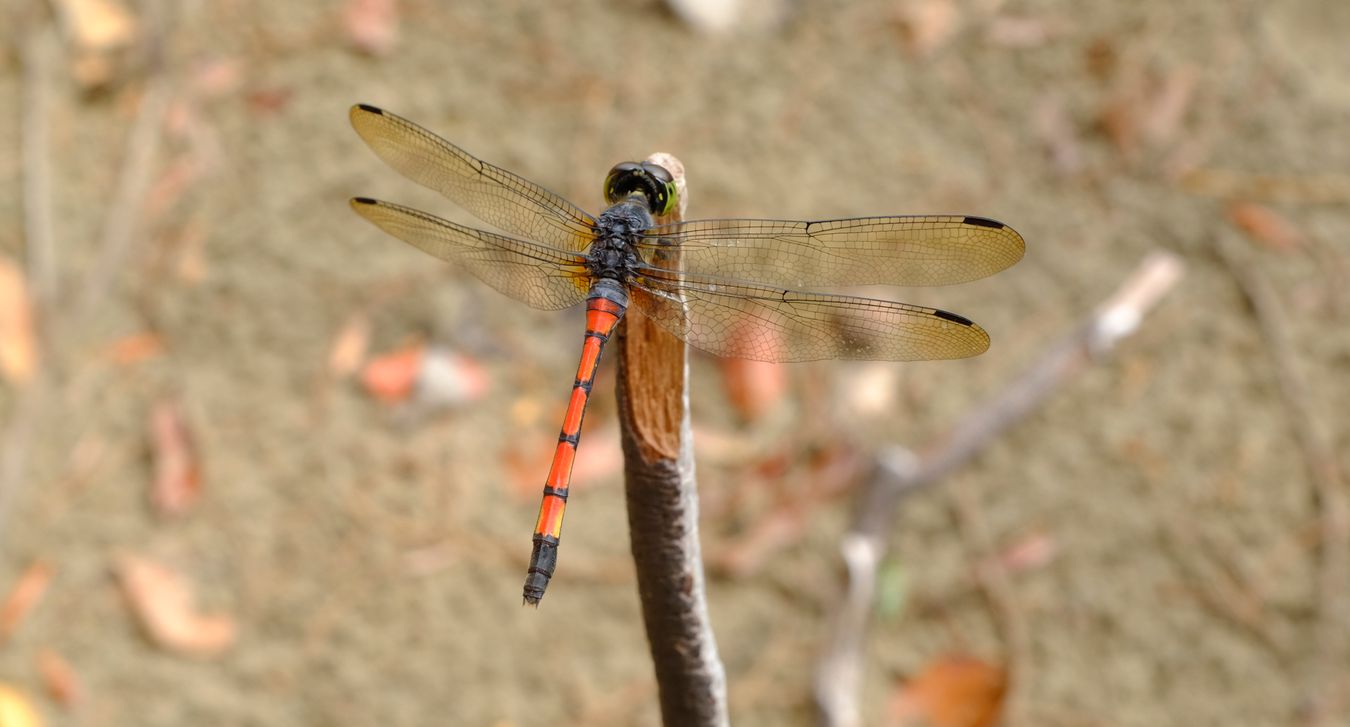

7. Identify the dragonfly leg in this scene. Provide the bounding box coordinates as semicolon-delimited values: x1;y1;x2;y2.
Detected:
523;279;629;606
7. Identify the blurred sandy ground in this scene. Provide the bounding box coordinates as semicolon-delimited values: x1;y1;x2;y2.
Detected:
0;0;1347;725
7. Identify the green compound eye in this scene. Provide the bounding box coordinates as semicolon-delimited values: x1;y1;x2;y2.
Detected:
603;162;642;205
655;178;678;216
641;162;678;217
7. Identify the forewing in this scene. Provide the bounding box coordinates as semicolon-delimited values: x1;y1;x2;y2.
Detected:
628;267;989;362
638;215;1023;288
351;198;590;310
350;104;597;251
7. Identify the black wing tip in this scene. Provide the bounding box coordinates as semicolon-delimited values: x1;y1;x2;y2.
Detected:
962;215;1006;230
354;103;384;115
963;214;1027;265
933;308;976;327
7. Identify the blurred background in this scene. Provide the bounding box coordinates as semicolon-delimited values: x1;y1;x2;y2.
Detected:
1;0;1347;725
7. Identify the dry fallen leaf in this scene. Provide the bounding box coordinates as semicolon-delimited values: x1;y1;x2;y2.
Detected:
890;656;1007;727
361;342;424;403
1228;201;1302;252
102;331;164;365
0;561;52;642
328;313;372;378
894;0;960;58
149;400;202;516
0;258;37;385
720;357;788;421
247;88;294;115
115;554;236;657
343;0;400;55
37;650;81;707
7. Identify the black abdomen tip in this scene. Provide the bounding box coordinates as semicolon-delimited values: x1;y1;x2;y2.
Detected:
962;215;1004;230
355;103;383;114
934;309;975;326
351;197;377;206
522;575;548;607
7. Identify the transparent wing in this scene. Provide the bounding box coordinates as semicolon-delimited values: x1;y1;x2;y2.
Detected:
351;198;591;310
628;266;989;362
350;104;597;251
638;215;1024;289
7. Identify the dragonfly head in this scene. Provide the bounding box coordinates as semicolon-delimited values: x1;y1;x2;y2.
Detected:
603;161;677;217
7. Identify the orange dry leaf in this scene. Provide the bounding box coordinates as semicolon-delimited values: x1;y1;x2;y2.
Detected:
102;331;164;365
361;343;424;403
890;656;1007;727
343;0;400;55
115;554;236;657
0;684;43;727
720;357;788;421
247;88;294;115
1228;202;1302;252
894;0;959;58
37;650;81;706
0;257;37;385
328;313;371;378
0;561;53;642
149;400;202;515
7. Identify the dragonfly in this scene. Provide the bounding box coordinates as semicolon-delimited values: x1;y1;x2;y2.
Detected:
347;104;1024;606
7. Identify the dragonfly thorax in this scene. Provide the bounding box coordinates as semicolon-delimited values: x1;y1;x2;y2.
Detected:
587;200;651;281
